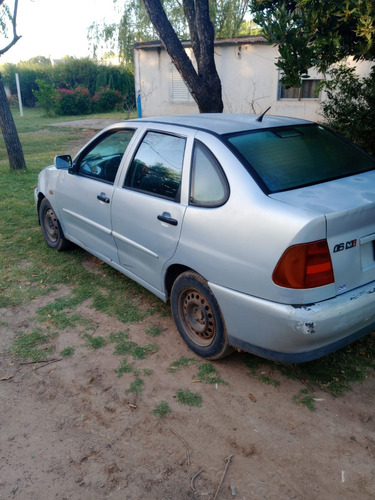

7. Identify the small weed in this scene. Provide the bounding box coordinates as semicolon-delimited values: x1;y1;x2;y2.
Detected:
142;368;154;376
196;362;228;385
11;329;54;362
146;325;162;337
60;346;75;357
152;401;172;418
83;333;107;350
168;356;197;373
116;358;133;377
132;343;159;360
293;389;316;412
176;388;202;407
127;377;144;394
109;330;135;355
245;358;280;388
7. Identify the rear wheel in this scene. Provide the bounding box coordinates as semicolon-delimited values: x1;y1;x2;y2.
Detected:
39;198;70;251
171;271;233;359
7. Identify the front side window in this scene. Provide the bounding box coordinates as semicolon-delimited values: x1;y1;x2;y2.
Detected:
227;124;375;193
77;129;135;183
125;131;186;201
190;141;229;207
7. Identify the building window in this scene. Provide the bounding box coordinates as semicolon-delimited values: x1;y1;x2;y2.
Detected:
279;79;321;100
171;65;194;103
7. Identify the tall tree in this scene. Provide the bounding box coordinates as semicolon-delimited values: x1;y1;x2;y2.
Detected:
249;0;375;87
142;0;223;112
0;0;26;170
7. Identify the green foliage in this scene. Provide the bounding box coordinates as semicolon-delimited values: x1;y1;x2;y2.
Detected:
89;0;253;66
11;329;54;362
83;333;107;350
127;377;144;394
33;79;56;116
145;325;162;337
176;388;202;407
250;0;375;87
54;87;92;116
0;57;134;109
168;356;197;373
116;358;133;377
293;389;316;412
321;65;375;156
60;347;75;357
92;86;124;112
152;400;172;418
196;362;228;385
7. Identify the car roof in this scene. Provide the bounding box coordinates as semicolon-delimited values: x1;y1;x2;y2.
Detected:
127;113;312;135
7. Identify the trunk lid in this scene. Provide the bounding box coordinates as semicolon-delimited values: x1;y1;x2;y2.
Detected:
270;170;375;295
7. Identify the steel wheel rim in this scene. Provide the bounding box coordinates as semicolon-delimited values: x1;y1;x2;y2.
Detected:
181;288;216;346
43;208;59;243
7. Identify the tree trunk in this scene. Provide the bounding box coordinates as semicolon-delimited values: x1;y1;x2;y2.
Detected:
142;0;223;113
0;72;26;170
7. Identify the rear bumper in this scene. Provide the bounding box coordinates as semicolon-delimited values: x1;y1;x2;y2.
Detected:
209;280;375;362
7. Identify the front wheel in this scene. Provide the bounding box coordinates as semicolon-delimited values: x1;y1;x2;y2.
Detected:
171;271;233;360
39;198;70;251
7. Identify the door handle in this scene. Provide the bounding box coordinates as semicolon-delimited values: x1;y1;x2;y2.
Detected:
97;192;110;203
157;214;178;226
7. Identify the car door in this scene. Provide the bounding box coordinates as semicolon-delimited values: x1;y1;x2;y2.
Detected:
111;130;188;293
55;128;136;262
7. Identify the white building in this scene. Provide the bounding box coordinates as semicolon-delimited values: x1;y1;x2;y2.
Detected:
134;36;373;121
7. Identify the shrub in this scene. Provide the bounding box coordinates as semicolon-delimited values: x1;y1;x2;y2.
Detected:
93;86;124;112
321;65;375;156
55;86;92;115
33;79;56;116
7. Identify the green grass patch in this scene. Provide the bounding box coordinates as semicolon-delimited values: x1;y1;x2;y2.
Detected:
168;356;197;373
152;401;172;418
176;388;202;407
196;362;228;385
245;358;281;388
145;325;163;337
293;389;316;412
127;377;144;394
60;346;75;357
11;328;55;362
83;333;107;350
116;358;133;377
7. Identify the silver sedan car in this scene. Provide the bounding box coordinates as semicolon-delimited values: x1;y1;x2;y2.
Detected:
35;114;375;362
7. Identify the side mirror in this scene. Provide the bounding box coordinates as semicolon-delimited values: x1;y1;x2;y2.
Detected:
54;154;72;169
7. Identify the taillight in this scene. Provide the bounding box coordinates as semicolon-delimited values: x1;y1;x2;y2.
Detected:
273;240;334;289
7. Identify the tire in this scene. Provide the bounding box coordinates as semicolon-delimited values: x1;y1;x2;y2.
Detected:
171;271;233;360
39;198;70;251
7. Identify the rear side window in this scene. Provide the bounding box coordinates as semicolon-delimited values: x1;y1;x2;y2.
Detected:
190;141;229;207
125;131;185;201
227;124;375;193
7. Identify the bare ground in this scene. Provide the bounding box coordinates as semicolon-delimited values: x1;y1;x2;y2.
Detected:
1;267;375;500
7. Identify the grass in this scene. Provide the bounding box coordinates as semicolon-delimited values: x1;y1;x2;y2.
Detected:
152;401;172;418
176;388;202;407
11;329;55;362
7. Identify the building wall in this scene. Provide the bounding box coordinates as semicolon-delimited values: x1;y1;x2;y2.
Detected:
134;41;373;122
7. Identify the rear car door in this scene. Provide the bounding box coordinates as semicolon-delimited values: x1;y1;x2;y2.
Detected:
111;129;188;292
55;129;136;262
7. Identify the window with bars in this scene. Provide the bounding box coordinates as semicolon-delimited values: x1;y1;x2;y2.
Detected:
279;79;321;100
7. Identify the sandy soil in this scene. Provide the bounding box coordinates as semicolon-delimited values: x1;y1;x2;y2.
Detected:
1;270;375;500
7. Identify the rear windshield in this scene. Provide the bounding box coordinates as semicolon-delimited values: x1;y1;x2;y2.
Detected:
227;124;375;193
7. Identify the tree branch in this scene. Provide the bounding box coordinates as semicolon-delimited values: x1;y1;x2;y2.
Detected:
0;0;21;56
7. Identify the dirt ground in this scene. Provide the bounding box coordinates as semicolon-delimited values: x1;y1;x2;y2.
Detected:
1;120;374;499
1;273;375;500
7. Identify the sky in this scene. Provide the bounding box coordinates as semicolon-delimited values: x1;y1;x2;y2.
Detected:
0;0;120;64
